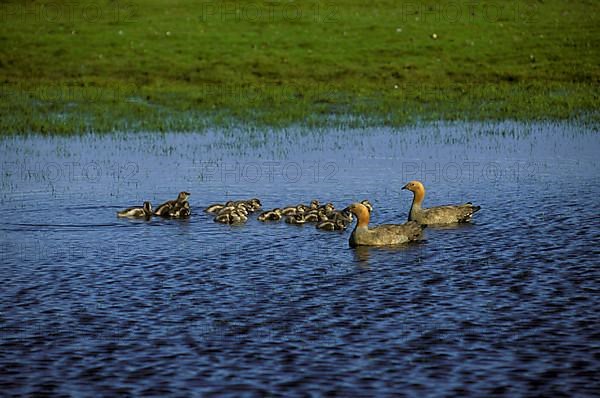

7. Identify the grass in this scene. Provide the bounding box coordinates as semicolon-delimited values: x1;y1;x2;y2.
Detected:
0;0;598;134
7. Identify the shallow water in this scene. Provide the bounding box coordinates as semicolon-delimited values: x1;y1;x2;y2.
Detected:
1;121;599;396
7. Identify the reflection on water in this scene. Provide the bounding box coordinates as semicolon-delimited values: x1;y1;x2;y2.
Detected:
1;121;599;396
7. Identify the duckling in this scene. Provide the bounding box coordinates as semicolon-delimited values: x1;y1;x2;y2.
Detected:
204;200;235;213
323;208;353;230
346;203;425;247
303;213;319;222
222;209;248;224
235;204;249;216
316;219;346;231
281;207;295;216
280;205;303;216
168;201;191;218
303;210;327;223
316;220;336;231
360;199;373;213
216;205;237;215
318;202;335;214
155;191;190;217
285;214;306;225
235;198;261;212
117;201;153;219
247;198;262;211
258;208;282;221
296;199;320;213
402;180;481;225
318;209;330;221
229;210;248;224
205;203;225;213
328;209;353;224
214;212;232;224
235;202;252;213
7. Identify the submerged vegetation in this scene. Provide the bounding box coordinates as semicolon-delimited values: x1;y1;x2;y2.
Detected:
0;0;598;134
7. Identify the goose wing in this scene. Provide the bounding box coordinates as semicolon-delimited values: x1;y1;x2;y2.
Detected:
373;221;425;241
422;203;481;224
351;221;424;246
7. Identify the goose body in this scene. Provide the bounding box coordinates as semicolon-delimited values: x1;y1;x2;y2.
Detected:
155;191;190;217
347;203;424;247
117;201;153;219
402;181;480;225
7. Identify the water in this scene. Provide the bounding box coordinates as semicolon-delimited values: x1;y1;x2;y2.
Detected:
1;121;599;396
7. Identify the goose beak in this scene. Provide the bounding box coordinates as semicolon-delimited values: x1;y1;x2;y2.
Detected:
401;184;409;190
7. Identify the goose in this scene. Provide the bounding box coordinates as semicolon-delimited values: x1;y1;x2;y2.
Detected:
402;180;480;225
346;203;424;247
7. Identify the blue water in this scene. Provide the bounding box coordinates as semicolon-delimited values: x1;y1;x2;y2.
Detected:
1;121;599;396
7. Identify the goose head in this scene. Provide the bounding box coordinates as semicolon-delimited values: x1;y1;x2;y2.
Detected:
402;180;425;193
402;180;425;203
346;203;370;228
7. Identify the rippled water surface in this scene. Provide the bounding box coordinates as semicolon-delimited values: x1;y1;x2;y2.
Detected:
1;122;599;396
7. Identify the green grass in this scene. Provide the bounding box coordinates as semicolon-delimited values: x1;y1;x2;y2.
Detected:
1;0;598;134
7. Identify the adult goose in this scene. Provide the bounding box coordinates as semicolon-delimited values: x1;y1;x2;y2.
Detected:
346;203;424;247
402;180;480;225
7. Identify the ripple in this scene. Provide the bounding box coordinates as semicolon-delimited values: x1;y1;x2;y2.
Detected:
1;122;599;395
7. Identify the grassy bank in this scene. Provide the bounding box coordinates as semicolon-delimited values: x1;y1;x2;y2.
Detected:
1;0;598;133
